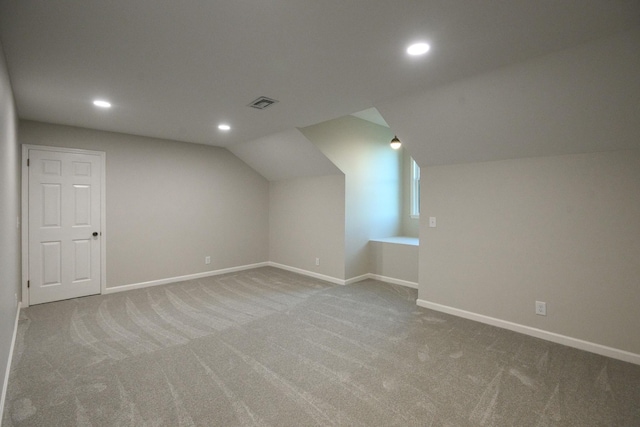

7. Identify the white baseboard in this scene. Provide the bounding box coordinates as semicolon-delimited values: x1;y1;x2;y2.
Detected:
103;261;418;295
265;263;419;290
1;303;21;423
343;274;369;285
417;299;640;366
367;274;418;289
267;262;346;285
103;262;270;294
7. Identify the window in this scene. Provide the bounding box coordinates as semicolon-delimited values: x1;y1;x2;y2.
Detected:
410;158;420;218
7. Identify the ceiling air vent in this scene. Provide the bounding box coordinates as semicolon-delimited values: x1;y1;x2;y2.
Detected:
248;96;279;110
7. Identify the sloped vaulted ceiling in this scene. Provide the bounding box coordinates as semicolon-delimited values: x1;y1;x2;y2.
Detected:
377;28;640;167
1;0;639;154
228;129;341;182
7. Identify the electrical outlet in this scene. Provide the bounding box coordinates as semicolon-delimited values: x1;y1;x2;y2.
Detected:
535;301;547;316
429;217;436;228
205;256;211;265
315;257;320;266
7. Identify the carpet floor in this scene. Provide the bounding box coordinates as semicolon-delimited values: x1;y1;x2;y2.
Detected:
3;267;639;426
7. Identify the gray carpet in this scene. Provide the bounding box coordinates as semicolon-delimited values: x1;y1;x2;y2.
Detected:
3;267;639;426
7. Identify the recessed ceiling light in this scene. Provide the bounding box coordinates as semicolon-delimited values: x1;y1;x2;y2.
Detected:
407;42;431;56
93;99;112;108
218;124;231;131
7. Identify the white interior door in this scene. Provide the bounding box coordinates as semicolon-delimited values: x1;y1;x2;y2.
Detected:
28;148;103;305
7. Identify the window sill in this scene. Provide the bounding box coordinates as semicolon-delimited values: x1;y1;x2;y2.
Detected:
369;236;419;246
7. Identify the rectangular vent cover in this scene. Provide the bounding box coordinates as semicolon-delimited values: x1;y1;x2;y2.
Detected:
248;96;279;110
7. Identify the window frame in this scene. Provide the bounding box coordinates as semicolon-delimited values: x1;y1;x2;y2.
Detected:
410;158;420;219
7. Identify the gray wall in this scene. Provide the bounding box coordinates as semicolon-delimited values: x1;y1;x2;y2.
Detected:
301;116;400;280
369;240;418;284
269;174;345;280
420;151;640;354
378;28;640;354
20;121;269;289
0;41;19;406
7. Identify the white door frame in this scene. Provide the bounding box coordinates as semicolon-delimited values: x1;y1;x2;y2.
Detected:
21;144;107;307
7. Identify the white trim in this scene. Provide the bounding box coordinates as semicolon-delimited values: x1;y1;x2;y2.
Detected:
368;274;418;289
344;274;369;285
369;236;418;246
21;145;107;308
21;147;29;307
410;157;420;218
416;299;640;366
1;304;21;422
104;262;270;294
268;262;346;285
264;263;419;290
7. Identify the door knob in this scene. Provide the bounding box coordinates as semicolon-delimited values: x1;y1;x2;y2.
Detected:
92;232;99;237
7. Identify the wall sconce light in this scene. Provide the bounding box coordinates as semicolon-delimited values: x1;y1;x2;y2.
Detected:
390;136;401;150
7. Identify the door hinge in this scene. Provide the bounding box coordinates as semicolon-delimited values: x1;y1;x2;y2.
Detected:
27;280;30;288
27;158;30;167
